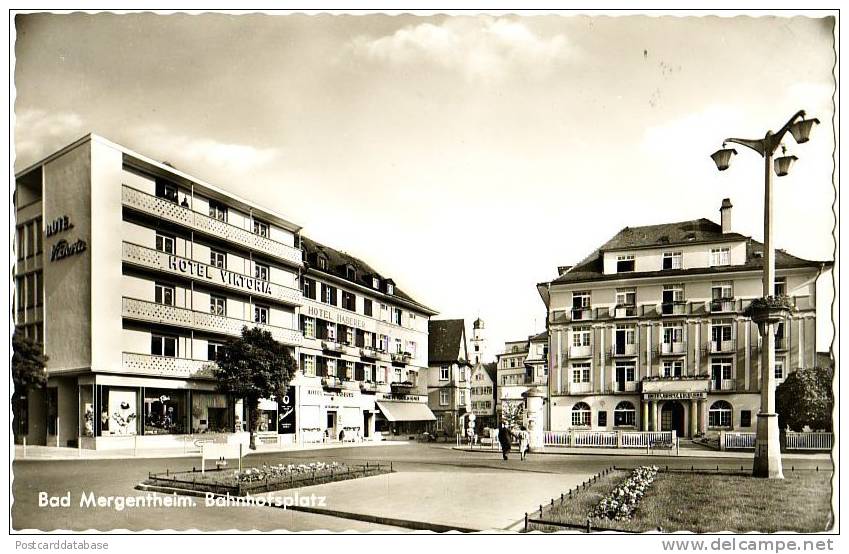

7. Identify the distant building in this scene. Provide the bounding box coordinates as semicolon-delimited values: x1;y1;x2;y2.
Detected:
426;319;472;436
495;335;549;429
470;362;497;431
469;317;489;364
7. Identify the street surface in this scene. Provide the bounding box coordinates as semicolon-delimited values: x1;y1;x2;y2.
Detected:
12;443;832;532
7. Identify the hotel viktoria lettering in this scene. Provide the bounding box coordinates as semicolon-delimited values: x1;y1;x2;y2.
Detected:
167;255;272;295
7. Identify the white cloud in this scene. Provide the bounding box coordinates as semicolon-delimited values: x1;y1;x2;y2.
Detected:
14;108;86;167
349;17;570;81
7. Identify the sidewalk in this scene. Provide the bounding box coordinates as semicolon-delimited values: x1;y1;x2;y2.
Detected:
13;439;409;461
451;443;832;460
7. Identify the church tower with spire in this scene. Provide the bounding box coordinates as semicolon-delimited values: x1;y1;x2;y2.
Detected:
470;317;488;365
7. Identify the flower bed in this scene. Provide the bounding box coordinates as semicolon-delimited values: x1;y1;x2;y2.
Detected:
235;461;342;483
589;465;658;521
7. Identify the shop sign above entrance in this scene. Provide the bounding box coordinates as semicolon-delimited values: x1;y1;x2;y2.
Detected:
643;392;707;400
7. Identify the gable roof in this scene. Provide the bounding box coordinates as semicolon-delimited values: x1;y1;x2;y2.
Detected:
301;236;437;315
549;219;828;286
428;319;467;364
529;330;548;343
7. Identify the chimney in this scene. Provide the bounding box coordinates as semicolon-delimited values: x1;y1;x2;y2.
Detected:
720;198;733;234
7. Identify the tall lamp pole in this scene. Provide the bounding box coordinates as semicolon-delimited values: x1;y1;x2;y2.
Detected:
710;110;819;479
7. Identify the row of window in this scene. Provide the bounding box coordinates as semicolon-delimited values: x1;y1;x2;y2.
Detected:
439;388;466;407
15;271;44;317
470;386;493;395
439;366;471;381
300;316;417;357
312;255;394;295
152;281;273;324
302;278;413;327
299;354;410;384
472;400;492;410
16;218;43;261
570;400;746;429
569;319;787;347
614;248;730;274
155;181;272;238
569;357;786;383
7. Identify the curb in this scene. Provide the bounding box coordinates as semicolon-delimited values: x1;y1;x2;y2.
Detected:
135;482;479;533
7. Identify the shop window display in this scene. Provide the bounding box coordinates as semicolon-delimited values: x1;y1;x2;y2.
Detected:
191;392;230;433
99;386;138;436
143;388;187;434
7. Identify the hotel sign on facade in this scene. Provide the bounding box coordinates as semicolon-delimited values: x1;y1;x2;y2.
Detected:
303;301;374;332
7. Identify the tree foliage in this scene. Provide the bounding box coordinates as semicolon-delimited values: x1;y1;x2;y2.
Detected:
776;367;833;432
12;330;48;394
212;326;297;449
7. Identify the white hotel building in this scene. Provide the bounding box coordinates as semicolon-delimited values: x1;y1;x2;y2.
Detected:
13;134;436;449
536;200;829;439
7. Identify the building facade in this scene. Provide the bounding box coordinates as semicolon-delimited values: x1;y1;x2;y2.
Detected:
426;319;472;436
13;134;437;449
469;362;497;431
536;199;829;438
495;335;549;429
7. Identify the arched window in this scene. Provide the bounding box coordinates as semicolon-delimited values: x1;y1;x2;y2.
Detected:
614;401;636;427
571;402;591;427
708;400;733;428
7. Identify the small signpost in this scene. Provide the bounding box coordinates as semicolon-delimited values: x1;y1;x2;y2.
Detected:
201;439;243;473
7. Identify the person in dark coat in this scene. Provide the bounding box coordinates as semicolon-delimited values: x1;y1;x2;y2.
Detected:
497;423;512;460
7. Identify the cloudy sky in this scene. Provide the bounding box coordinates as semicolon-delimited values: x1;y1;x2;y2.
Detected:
13;13;836;354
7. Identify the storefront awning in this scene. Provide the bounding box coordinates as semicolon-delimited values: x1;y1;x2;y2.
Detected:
376;400;437;422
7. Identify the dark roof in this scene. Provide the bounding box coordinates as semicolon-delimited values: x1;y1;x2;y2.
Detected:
428;319;467;364
301;236;437;315
529;331;548;342
551;219;828;286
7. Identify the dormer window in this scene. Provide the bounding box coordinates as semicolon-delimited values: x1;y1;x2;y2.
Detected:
662;251;682;270
372;277;380;289
616;254;635;273
317;255;328;271
710;247;730;267
346;265;357;280
386;282;394;295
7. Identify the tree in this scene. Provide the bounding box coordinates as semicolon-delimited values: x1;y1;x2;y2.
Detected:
12;329;48;394
212;326;298;449
776;367;833;432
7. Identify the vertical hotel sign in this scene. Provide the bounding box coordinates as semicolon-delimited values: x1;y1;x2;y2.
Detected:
278;386;296;434
46;215;87;262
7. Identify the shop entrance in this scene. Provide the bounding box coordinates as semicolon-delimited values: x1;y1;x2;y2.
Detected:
363;411;371;438
327;411;338;440
661;401;686;437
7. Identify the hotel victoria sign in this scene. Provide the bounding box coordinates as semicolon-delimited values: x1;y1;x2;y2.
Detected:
46;215;87;262
167;256;272;294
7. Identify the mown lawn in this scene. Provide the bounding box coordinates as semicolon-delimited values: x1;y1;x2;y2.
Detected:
529;469;833;533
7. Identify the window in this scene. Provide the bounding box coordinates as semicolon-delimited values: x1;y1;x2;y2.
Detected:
253;219;269;238
326;358;337;377
207;341;225;362
395;368;403;383
571;402;591;427
616;254;635;272
209;295;226;316
711;321;733;345
392;308;402;325
346;326;355;346
710;247;730;267
301;354;315;376
364;299;373;317
302;316;315;338
440;390;450;406
662;360;683;377
346;265;356;280
151;334;177;357
302;278;316;300
379;334;389;352
614;401;636;427
254;305;269;325
598;411;608;427
440;366;450;381
342;291;356;311
155;181;179;203
380;304;389;322
708;400;733;428
345;361;355;380
662;283;684;304
711;281;733;300
363;364;373;382
394;338;403;354
662;251;682;270
572;291;591;309
372;277;380;289
774;359;785;380
321;284;336;305
572;326;591;347
317;256;328;270
208;200;227;222
740;410;752;428
615;361;635;382
327;323;337;342
435;415;444;431
154;282;175;306
155;233;175;254
254;262;269;281
386;283;394;295
210;249;226;269
407;341;417;358
458;389;466;405
615;288;636;307
571;363;591;383
614;325;635;354
662;323;684;345
711;358;733;388
774;277;787;297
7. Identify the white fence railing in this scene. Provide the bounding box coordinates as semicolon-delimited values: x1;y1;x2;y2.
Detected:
620;431;674;448
721;431;832;451
785;432;833;451
543;430;676;448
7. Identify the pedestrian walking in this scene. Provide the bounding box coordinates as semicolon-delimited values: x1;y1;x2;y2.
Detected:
497;422;512;460
519;425;530;460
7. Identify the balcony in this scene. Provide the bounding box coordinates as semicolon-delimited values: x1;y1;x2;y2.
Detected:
606;381;639;393
321;340;347;354
613;304;638;318
122;297;303;346
710;379;736;392
705;339;737;354
122;352;216;379
709;298;739;314
569;382;592;394
571;307;594;321
661;301;687;316
569;345;593;359
359;346;380;360
391;381;416;395
609;343;637;357
122;185;302;267
659;341;687;355
390;352;412;365
122;242;303;307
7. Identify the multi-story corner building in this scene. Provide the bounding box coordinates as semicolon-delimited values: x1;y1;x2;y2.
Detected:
495;334;549;428
469;362;497;431
427;319;472;436
297;238;438;441
537;199;830;439
13;134;439;449
14;134;304;449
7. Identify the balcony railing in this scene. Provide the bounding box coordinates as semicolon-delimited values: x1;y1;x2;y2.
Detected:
709;379;736;391
705;339;737;354
122;242;303;307
571;307;594;321
122;352;216;379
569;381;592;394
606;381;639;393
613;304;637;318
122;185;302;267
390;352;412;364
609;343;637;357
659;341;687;355
568;345;593;359
661;301;687;316
122;297;303;346
709;298;738;313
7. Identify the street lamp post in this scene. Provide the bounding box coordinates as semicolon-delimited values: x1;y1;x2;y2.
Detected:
710;110;819;479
